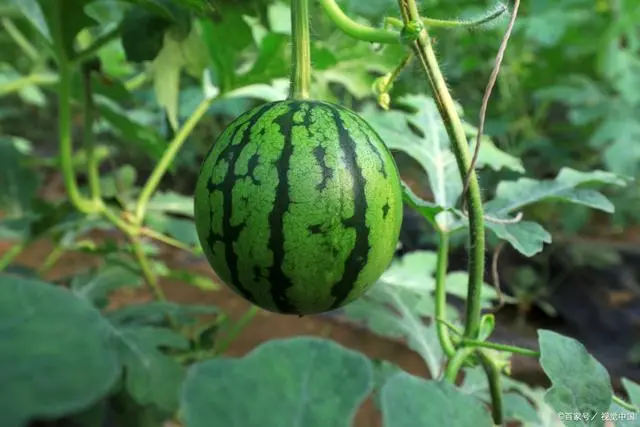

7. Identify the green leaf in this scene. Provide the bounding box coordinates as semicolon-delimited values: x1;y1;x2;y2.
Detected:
380;372;493;427
144;191;194;216
376;251;504;307
538;330;612;426
485;219;552;257
146;213;199;247
467;133;525;174
607;402;640;427
71;258;143;308
12;0;51;41
502;392;541;424
345;289;446;378
622;378;640;407
478;314;495;341
181;337;373;427
199;7;253;92
486;168;626;217
114;325;189;412
151;33;183;130
460;168;628;257
0;274;121;427
221;80;290;102
402;183;445;226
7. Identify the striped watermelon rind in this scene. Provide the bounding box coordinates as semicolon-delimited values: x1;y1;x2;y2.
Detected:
194;100;403;315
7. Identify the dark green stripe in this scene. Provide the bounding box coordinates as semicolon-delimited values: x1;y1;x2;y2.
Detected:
327;104;371;310
267;102;303;314
208;102;276;301
347;108;388;178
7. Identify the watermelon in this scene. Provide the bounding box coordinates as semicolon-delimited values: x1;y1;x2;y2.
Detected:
194;100;403;315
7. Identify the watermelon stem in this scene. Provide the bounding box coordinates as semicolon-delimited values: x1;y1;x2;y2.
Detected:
289;0;312;100
318;0;402;44
397;0;486;343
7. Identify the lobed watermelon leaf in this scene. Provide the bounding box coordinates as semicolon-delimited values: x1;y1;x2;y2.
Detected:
113;325;189;413
538;330;612;427
380;372;493;427
180;337;374;427
0;274;121;427
452;168;628;256
70;257;143;309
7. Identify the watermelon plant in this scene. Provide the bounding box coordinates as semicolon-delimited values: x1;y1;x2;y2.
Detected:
0;0;639;426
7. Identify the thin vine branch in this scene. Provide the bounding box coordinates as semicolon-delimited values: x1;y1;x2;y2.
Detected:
462;339;540;358
385;4;508;30
461;0;520;212
489;241;506;312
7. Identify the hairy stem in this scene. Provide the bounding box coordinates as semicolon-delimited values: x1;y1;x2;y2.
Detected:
435;232;456;357
135;97;215;223
385;4;508;30
289;0;312;100
319;0;400;44
398;0;486;340
478;350;504;425
462;339;540;358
